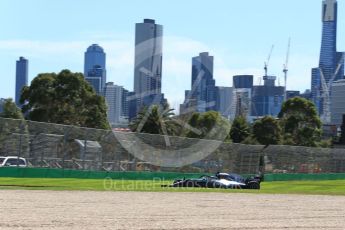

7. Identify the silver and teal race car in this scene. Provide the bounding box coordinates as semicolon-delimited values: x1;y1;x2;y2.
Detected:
163;172;262;189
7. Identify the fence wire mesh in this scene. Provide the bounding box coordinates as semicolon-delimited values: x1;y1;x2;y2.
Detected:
0;117;345;174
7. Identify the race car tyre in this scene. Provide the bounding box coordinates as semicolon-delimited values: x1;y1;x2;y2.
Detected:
247;182;260;190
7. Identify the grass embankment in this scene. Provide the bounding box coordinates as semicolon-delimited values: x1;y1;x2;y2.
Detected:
0;177;344;195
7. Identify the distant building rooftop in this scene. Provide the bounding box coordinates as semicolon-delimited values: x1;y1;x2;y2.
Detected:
144;19;155;24
86;44;104;52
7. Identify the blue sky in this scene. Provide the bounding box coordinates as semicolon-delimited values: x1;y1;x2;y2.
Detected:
1;0;345;109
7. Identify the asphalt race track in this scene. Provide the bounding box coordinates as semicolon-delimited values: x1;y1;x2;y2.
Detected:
1;190;345;229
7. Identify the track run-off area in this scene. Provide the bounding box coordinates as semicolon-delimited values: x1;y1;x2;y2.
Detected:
1;189;345;230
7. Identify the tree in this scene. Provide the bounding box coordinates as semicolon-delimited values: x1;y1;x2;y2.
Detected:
0;98;24;120
253;116;281;146
0;99;29;157
229;116;250;143
186;111;231;141
129;104;180;135
278;97;322;147
20;70;110;129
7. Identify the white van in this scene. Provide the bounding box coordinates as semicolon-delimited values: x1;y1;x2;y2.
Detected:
0;156;27;167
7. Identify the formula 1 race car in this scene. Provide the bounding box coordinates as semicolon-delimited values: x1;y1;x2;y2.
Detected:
162;172;262;189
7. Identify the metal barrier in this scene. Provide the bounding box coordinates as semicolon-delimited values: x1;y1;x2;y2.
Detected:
1;117;345;175
1;167;345;181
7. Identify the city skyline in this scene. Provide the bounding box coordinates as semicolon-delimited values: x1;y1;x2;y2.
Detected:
1;0;345;110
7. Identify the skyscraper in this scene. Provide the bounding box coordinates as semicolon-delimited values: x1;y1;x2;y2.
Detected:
84;44;106;94
216;87;233;119
286;90;301;100
0;98;5;113
15;57;28;106
133;19;163;108
104;82;125;125
311;0;344;122
121;88;129;120
330;79;345;127
251;76;284;117
181;52;217;113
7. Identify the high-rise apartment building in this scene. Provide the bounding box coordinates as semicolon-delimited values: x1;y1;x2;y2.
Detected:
331;79;345;127
104;82;126;125
231;75;253;119
216;87;233;119
311;0;344;122
15;57;28;107
133;19;163;109
121;88;129;120
84;44;106;94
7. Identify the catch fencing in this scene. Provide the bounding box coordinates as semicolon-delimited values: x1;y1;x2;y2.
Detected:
1;117;345;175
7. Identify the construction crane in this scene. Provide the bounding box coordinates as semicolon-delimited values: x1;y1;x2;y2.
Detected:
264;45;274;76
283;38;291;101
318;54;344;123
318;69;331;123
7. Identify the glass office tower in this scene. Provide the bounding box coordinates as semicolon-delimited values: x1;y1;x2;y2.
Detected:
133;19;163;109
191;52;216;112
84;44;106;94
15;57;28;107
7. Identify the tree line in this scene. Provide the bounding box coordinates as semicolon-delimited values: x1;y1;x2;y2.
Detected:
0;69;344;148
129;97;329;148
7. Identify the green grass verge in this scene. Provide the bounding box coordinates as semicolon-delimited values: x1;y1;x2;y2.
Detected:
0;177;345;195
